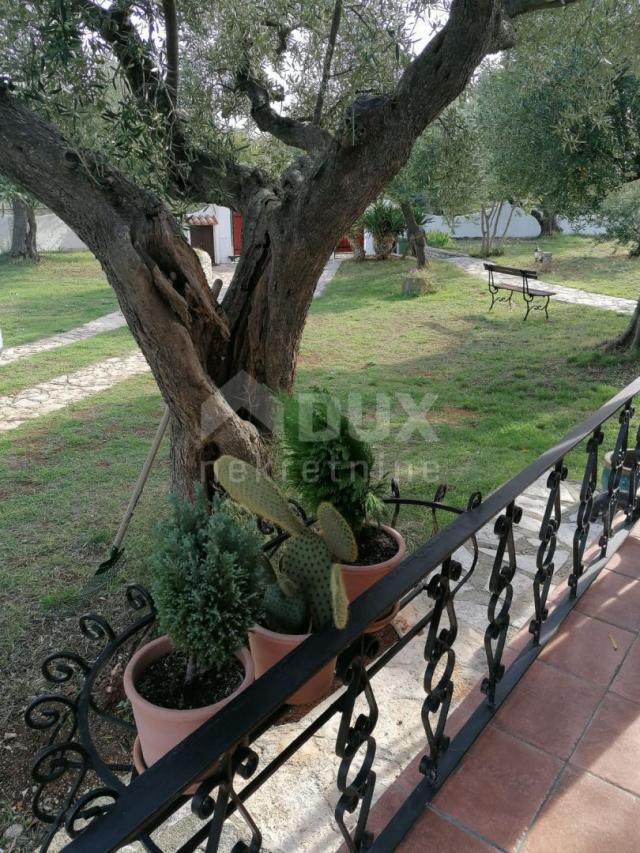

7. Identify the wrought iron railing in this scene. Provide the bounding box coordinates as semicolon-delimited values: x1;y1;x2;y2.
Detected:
26;377;640;853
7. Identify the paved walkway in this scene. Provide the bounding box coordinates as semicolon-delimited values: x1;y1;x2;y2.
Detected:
427;247;637;315
0;353;150;431
0;311;126;365
392;521;640;852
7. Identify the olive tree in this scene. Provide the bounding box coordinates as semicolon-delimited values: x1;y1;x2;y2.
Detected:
0;0;590;494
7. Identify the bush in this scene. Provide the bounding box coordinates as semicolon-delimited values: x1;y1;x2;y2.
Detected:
599;182;640;257
150;489;265;673
283;390;385;531
361;201;406;259
426;229;452;248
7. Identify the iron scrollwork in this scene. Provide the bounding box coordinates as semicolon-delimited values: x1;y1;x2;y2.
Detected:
627;422;640;518
192;745;262;853
334;638;379;852
570;427;603;595
530;460;567;643
25;585;156;851
600;401;634;553
482;501;522;704
419;556;462;780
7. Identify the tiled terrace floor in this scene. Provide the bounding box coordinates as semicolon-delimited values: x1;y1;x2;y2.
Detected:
379;523;640;852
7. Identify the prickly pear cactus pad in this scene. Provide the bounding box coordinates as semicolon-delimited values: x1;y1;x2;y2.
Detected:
263;583;309;634
214;456;304;536
317;502;358;563
282;532;347;630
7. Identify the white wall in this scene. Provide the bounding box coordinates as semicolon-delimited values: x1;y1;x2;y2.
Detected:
557;216;606;236
426;203;541;239
0;212;86;252
212;205;234;263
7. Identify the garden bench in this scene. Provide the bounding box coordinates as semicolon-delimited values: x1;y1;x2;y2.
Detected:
484;262;556;320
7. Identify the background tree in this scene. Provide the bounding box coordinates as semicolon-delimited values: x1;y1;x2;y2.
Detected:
474;18;640;235
0;0;591;494
0;180;39;261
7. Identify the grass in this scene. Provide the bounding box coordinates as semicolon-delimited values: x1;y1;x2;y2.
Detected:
0;251;117;348
451;234;640;301
1;252;639;830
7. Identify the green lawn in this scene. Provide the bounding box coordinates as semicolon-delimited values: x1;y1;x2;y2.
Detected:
451;234;640;301
0;251;117;348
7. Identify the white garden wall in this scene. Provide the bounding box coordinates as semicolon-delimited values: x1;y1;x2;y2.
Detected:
0;212;86;252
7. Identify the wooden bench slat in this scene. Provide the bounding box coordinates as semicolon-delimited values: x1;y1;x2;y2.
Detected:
484;262;538;279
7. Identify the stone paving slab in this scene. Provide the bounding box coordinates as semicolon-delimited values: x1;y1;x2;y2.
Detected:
0;352;150;431
427;248;637;315
0;311;127;364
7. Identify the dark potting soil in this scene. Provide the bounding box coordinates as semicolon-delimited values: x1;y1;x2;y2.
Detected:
136;651;244;711
348;525;398;566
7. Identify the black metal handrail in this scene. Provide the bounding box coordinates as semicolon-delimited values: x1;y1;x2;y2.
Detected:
48;376;640;851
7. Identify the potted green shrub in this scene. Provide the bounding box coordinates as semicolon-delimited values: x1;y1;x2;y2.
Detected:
123;490;264;772
214;455;356;705
283;393;406;630
360;201;406;260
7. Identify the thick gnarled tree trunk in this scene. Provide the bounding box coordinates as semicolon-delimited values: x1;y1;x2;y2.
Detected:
10;197;39;261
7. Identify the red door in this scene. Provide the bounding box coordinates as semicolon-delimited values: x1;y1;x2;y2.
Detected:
232;211;243;256
335;231;364;253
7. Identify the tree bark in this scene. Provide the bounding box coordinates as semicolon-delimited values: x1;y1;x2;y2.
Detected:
606;299;640;352
10;197;39;261
531;208;559;236
400;201;427;268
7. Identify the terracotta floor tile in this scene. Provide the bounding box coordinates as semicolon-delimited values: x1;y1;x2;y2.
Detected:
397;808;496;852
611;637;640;704
539;610;634;686
523;766;640;853
572;692;640;795
606;536;640;579
434;726;561;851
493;661;603;758
574;569;640;632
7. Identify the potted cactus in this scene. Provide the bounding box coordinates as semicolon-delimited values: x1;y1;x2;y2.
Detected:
215;456;356;705
123;491;264;772
283;392;406;630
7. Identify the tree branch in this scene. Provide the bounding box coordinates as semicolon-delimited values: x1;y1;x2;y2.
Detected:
313;0;343;126
236;69;334;153
162;0;179;106
504;0;583;17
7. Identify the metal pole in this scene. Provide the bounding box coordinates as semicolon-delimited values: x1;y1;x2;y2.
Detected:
96;406;171;574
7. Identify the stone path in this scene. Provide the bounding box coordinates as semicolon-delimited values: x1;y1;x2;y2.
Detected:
0;311;126;365
53;473;604;853
0;353;150;431
427;247;637;315
313;257;344;298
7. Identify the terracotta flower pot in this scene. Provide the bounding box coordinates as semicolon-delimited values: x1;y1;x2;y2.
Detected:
124;635;254;770
248;624;335;706
341;524;406;631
